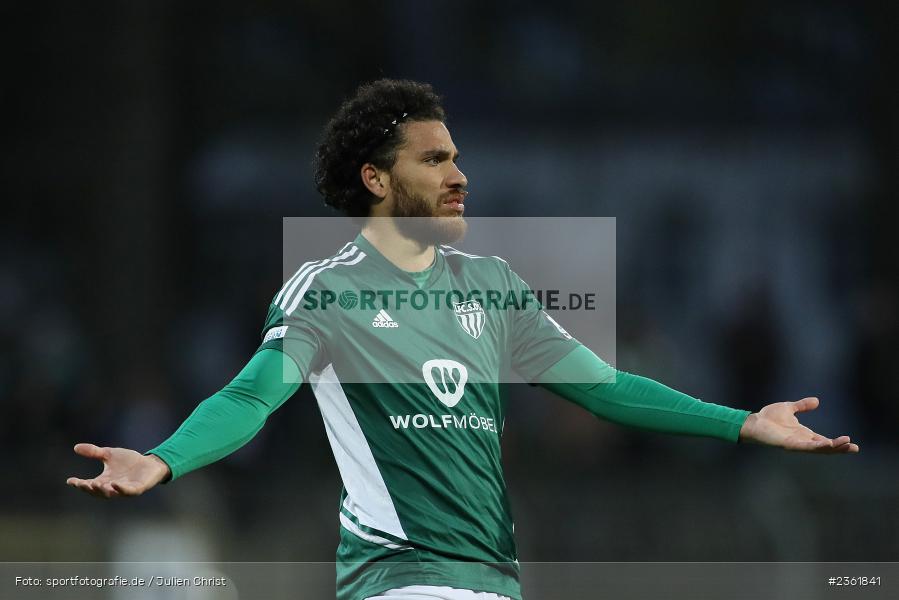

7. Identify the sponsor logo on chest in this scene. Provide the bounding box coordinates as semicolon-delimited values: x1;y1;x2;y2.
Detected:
371;309;399;328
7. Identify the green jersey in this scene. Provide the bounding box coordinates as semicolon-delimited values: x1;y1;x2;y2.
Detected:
258;232;581;599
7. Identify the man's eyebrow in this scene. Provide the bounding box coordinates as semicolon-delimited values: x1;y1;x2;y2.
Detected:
419;148;461;161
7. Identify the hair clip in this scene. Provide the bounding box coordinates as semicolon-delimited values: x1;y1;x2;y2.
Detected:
383;112;409;135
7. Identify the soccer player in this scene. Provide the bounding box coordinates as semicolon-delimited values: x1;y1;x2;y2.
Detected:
67;79;859;600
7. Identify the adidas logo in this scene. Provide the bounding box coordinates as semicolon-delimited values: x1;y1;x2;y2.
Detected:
372;309;399;328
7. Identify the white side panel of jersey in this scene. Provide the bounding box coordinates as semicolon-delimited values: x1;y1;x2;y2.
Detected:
338;512;409;550
309;363;409;542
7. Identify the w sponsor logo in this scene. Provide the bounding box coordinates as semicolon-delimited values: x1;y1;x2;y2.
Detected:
422;359;468;407
453;300;486;340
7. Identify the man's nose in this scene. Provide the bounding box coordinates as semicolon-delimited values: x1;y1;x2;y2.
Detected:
447;163;468;188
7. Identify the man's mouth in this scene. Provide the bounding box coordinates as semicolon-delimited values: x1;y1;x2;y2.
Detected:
441;191;467;212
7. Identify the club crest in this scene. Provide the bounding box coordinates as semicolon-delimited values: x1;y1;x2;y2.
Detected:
453;299;486;340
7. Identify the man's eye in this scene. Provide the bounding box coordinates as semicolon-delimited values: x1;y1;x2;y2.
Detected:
425;156;440;165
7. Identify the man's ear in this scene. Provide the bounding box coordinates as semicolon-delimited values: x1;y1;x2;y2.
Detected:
361;163;389;199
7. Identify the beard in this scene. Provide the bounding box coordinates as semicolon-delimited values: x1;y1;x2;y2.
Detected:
390;174;467;245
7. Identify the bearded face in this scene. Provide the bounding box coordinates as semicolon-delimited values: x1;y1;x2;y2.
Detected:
390;172;468;245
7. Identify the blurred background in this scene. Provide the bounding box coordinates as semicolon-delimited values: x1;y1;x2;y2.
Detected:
1;0;897;581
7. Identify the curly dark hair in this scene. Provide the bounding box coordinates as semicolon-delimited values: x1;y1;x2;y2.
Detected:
313;79;446;218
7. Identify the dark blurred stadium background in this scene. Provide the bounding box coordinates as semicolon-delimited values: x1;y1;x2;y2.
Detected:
2;0;897;567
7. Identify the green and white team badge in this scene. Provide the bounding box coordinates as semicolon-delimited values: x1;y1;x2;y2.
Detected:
453;299;485;339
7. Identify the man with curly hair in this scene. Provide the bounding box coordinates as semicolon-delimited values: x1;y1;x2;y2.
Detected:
67;79;858;600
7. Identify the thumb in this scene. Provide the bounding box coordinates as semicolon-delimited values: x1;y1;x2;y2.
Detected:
793;397;820;414
73;443;109;461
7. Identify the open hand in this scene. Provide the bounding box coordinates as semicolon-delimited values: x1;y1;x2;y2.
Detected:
66;443;171;499
738;397;859;453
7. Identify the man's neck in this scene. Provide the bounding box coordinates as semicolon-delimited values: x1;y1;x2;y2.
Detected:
360;218;435;272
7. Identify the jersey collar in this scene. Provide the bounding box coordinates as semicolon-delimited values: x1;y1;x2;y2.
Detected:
354;232;446;288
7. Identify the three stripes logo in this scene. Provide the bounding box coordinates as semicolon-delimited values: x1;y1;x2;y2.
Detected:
453;300;485;340
372;309;399;329
275;244;367;316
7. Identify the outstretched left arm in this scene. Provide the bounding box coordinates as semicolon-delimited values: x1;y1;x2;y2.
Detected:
537;345;859;454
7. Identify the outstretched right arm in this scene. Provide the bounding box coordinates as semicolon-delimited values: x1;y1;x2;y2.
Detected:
67;348;303;498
